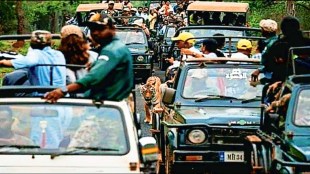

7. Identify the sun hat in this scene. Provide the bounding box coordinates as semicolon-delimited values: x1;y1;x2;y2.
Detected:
259;19;277;32
30;30;52;45
171;32;195;44
60;25;84;39
237;39;252;50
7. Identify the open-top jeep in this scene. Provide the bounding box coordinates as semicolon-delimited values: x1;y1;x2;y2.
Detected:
157;25;176;71
157;56;265;174
244;47;310;174
167;26;261;58
0;34;158;173
0;86;158;173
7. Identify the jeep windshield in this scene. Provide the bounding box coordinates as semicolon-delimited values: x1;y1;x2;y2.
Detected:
0;104;128;155
294;89;310;126
116;29;147;45
182;67;264;100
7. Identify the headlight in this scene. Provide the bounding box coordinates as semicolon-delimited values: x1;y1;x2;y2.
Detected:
187;129;206;144
136;56;145;62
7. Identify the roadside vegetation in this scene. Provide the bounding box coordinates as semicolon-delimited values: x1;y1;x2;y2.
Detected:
0;0;309;54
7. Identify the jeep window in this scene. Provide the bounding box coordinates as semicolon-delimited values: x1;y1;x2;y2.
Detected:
182;29;243;40
0;104;128;155
294;89;310;126
116;30;146;44
182;67;264;100
188;12;246;26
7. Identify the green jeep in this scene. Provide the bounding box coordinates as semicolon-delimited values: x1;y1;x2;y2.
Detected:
152;27;268;172
244;47;310;174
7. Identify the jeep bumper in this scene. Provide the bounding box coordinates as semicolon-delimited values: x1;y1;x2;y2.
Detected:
171;149;251;173
133;64;152;82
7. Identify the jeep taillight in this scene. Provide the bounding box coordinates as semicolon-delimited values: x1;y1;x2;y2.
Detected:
129;162;139;171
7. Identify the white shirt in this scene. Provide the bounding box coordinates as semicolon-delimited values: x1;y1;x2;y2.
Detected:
169;46;202;70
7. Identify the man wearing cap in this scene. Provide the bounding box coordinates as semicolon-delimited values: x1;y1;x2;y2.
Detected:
165;32;201;77
251;19;278;84
136;7;148;21
104;1;118;17
44;13;133;103
130;8;137;17
231;39;253;59
120;6;131;26
0;30;66;86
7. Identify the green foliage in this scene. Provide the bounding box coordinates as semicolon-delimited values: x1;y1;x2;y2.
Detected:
132;1;148;8
295;1;310;31
1;0;310;35
0;1;17;34
22;1;78;33
247;1;286;30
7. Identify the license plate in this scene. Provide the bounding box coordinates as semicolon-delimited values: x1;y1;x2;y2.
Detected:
219;151;244;162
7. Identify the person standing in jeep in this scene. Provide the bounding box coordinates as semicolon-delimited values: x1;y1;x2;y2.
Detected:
44;13;133;103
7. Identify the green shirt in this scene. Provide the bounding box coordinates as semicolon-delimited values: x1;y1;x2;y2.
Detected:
259;35;278;72
76;37;133;101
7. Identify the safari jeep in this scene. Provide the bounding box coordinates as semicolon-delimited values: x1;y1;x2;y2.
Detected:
115;26;154;83
0;33;158;173
244;47;310;174
0;86;158;173
157;56;265;174
72;2;124;26
186;1;250;26
157;25;176;71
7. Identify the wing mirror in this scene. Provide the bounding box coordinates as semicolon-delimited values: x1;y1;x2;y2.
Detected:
162;87;176;106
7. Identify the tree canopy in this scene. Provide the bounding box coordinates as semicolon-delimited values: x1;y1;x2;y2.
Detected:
0;0;310;35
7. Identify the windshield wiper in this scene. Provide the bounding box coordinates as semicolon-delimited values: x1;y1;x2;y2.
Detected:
0;145;40;149
50;146;119;159
195;95;239;102
126;42;144;45
241;96;261;104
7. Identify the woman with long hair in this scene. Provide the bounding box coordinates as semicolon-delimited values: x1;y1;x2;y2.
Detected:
58;25;98;84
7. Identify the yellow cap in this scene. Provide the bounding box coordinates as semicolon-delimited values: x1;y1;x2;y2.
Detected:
237;39;252;50
171;32;195;44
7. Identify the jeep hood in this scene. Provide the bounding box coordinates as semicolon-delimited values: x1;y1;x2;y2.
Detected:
288;139;310;162
176;107;260;126
0;155;140;173
297;146;310;161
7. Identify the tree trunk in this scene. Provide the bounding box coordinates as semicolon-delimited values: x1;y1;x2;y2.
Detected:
14;0;25;49
16;0;25;34
50;12;56;33
286;0;296;16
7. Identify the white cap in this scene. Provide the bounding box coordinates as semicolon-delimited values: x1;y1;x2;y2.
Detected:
259;19;278;32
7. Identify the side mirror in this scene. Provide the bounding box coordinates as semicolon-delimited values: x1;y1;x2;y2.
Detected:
162;87;176;105
139;137;158;163
149;50;154;56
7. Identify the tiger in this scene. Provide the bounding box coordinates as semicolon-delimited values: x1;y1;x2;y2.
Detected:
140;76;163;124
